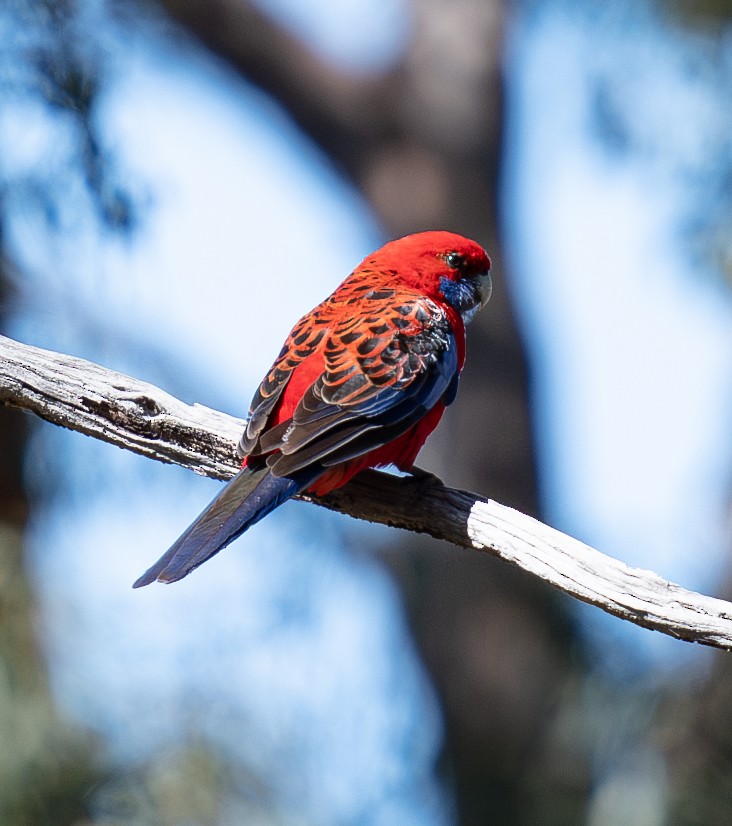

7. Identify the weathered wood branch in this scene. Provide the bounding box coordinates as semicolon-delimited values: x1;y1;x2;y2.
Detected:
2;332;731;648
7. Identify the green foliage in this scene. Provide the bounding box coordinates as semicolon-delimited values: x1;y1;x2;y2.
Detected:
0;524;103;826
668;0;732;28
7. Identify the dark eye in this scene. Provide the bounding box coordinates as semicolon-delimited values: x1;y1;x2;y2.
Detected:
445;251;464;270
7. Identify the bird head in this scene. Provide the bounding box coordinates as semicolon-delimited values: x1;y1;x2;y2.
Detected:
362;231;492;324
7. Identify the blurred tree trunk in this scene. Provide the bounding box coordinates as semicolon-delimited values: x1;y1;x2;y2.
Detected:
0;254;99;825
158;1;584;822
0;259;28;527
0;257;38;747
666;636;732;826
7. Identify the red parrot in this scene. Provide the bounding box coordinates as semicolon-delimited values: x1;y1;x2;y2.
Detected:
133;231;491;587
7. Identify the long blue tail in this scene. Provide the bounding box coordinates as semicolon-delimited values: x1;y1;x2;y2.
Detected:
133;466;311;587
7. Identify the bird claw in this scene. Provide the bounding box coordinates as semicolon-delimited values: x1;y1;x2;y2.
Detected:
406;465;444;500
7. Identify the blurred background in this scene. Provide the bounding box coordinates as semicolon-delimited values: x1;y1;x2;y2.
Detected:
1;0;732;823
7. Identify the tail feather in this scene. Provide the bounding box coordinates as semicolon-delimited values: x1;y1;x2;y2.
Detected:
133;467;310;587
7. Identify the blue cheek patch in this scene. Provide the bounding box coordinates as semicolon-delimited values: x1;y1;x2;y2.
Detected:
439;276;479;317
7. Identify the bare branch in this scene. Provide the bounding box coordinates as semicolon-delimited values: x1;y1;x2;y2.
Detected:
2;333;731;648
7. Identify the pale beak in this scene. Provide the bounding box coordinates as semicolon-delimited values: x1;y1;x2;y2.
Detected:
476;269;493;307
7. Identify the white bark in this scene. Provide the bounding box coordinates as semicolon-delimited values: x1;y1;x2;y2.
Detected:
2;333;731;649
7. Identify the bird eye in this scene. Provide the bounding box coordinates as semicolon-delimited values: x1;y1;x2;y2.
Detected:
445;251;464;270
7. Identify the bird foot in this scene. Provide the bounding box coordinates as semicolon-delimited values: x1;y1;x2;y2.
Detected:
405;465;444;500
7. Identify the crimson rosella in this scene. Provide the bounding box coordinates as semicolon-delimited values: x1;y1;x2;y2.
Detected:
133;231;491;587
